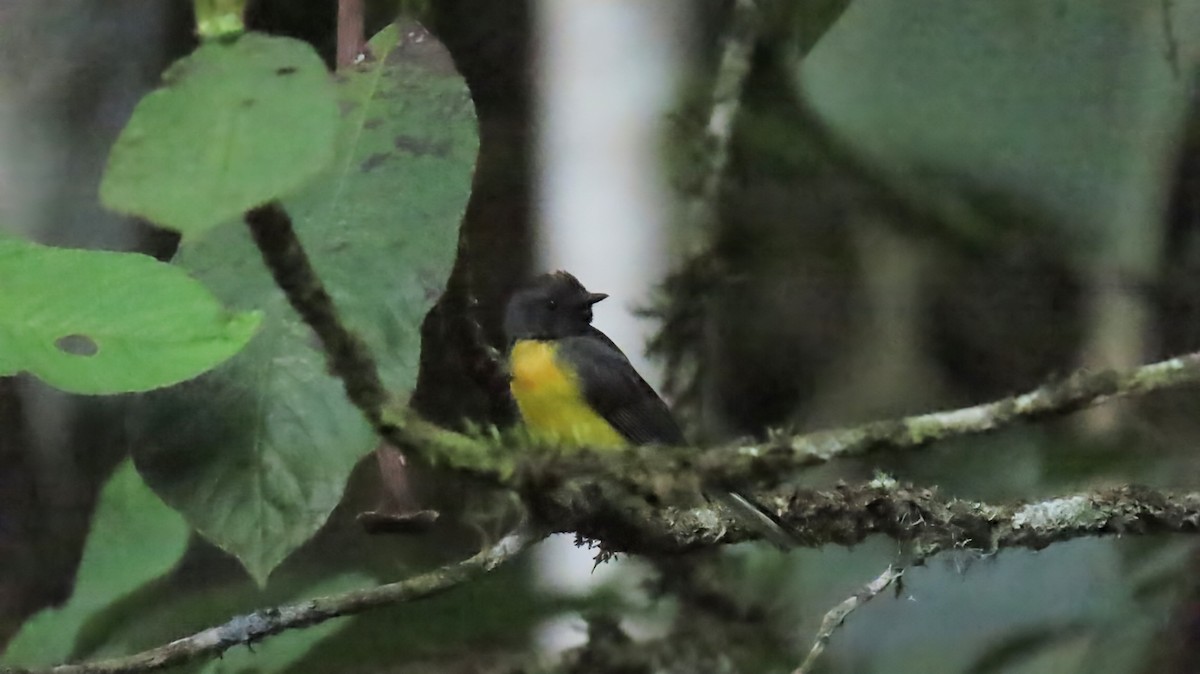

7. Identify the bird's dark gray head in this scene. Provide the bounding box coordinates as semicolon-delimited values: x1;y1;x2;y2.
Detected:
504;271;608;341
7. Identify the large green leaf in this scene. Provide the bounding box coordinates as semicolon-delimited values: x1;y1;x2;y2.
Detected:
1;460;190;668
132;21;477;585
100;32;337;238
0;237;259;394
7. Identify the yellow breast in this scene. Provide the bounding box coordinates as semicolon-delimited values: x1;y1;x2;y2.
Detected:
509;340;626;449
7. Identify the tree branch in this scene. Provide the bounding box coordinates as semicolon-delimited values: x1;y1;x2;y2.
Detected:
534;479;1200;556
244;202;389;429
3;526;541;674
734;350;1200;474
793;565;904;674
395;351;1200;504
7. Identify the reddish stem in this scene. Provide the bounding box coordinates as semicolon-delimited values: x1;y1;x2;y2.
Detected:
336;0;365;69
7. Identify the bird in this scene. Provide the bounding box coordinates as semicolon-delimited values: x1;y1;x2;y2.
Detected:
503;270;794;548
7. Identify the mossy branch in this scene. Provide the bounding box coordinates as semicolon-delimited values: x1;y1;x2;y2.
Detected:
544;479;1200;557
390;350;1200;504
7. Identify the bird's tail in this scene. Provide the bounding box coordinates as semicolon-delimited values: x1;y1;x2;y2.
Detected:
714;490;798;550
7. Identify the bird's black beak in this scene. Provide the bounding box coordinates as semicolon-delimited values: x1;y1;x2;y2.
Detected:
585;292;608;305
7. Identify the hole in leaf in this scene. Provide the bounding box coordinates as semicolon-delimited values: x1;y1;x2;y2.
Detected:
276;66;297;75
55;334;98;356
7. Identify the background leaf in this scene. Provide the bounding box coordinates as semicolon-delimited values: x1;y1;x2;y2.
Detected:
1;460;189;668
0;237;260;394
131;21;477;585
100;33;337;237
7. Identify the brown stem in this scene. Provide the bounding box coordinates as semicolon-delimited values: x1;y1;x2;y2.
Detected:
244;202;388;428
335;0;365;69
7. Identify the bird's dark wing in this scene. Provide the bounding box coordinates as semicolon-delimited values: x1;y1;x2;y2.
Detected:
557;332;685;446
561;332;797;548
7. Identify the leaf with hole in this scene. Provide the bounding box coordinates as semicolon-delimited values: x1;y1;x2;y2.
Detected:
0;237;260;394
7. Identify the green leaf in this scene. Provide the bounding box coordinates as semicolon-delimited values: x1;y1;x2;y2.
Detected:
1;460;190;668
132;20;477;585
0;237;260;394
101;33;337;237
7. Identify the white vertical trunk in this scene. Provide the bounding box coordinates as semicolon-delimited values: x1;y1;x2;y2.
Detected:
532;0;687;652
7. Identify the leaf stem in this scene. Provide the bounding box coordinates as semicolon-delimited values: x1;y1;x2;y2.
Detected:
193;0;246;40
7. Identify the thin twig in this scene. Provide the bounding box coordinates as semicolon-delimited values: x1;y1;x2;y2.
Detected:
793;566;904;674
4;526;541;674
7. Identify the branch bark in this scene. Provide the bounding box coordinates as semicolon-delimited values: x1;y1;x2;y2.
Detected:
538;479;1200;556
244;202;389;429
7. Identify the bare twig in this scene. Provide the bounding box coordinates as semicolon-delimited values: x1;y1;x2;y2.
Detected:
793;565;904;674
4;526;541;674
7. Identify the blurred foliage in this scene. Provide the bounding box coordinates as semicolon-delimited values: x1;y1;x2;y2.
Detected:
651;2;1200;674
1;461;189;668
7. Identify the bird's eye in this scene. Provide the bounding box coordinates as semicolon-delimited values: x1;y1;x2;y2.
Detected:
546;299;557;311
